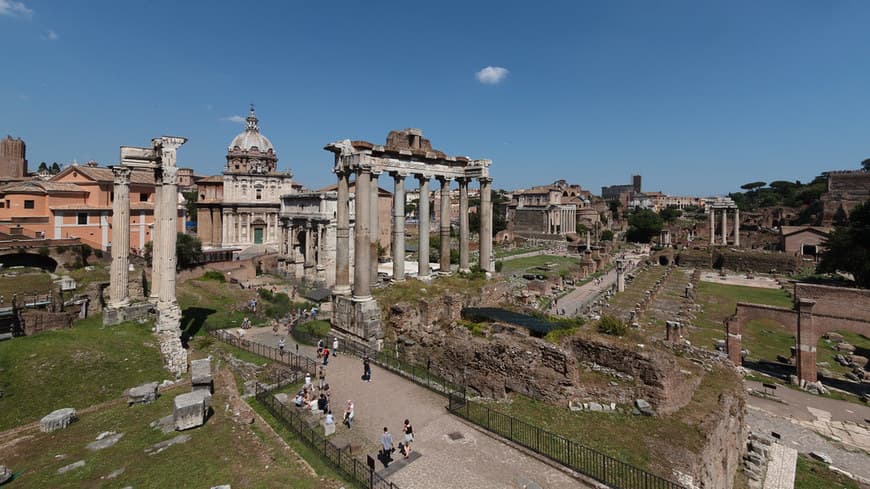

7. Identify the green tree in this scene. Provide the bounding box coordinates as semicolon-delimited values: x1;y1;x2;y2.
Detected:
861;158;870;172
600;229;614;241
37;162;48;173
817;201;870;287
608;200;621;219
625;209;663;243
740;181;766;191
659;206;682;223
50;162;61;174
143;233;203;269
182;190;198;224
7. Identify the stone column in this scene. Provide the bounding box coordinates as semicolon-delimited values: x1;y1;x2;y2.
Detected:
109;166;132;308
353;169;372;300
733;208;740;247
725;317;743;365
150;180;163;300
417;175;430;278
334;171;351;295
392;173;406;281
796;299;817;383
370;173;380;285
304;220;315;281
709;208;715;246
458;178;470;273
439;177;451;274
586;230;591;251
616;258;626;292
479;177;493;273
158;166;178;306
721;209;728;245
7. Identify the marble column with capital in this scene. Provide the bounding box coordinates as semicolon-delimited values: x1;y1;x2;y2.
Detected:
458;178;469;272
479;178;493;272
334;171;351;295
721;209;728;245
439;177;451;274
109;166;132;308
417;175;430;278
353;169;372;300
733;208;740;247
370;173;380;285
158;166;179;306
392;173;406;281
304;221;316;282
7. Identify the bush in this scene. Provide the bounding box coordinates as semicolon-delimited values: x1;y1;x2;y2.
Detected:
201;270;226;282
258;287;274;301
494;261;503;273
37;246;50;256
597;315;627;336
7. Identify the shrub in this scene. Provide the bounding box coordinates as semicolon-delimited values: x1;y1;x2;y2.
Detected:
257;287;274;301
494;261;503;272
597;315;627;336
37;246;50;256
201;270;226;282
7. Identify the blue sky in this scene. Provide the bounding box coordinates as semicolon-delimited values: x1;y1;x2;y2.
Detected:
2;0;869;196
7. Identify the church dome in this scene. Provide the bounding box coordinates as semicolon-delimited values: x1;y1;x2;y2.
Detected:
229;106;274;153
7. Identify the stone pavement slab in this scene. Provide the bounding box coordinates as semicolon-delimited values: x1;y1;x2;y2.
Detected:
763;442;796;489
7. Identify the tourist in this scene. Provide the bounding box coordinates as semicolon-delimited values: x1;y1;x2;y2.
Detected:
318;369;326;389
397;441;408;458
324;410;335;426
322;346;330;366
294;391;304;408
332;337;339;356
363;356;372;382
278;338;285;356
402;419;414;456
381;427;394;456
317;338;324;357
343;400;355;429
317;393;328;414
304;372;311;387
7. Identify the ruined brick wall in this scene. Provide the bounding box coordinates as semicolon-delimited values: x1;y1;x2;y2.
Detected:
821;171;870;224
676;248;711;268
688;390;747;489
795;283;870;322
20;310;73;335
715;249;801;273
511;208;548;235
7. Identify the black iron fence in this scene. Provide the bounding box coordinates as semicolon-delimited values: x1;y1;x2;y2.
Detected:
447;392;687;489
210;328;319;377
254;380;400;489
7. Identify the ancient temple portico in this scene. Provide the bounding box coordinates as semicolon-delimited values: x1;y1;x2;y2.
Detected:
707;197;740;247
104;136;189;375
325;129;492;342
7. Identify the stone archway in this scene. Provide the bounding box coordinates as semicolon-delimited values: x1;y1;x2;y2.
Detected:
0;252;58;272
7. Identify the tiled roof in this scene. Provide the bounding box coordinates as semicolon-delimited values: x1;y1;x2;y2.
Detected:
0;181;86;194
56;165;156;185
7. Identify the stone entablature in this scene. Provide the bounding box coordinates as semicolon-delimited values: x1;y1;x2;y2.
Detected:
707;197;740;247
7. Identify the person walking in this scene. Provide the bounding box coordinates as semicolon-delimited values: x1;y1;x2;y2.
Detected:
317;338;324;357
322;346;330;366
402;419;414;457
343;400;354;429
362;356;372;382
381;427;394;457
332;337;339;356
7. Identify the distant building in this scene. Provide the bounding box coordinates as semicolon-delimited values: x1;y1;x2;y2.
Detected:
601;174;641;207
196;106;295;253
780;226;832;257
506;181;579;238
0;135;28;181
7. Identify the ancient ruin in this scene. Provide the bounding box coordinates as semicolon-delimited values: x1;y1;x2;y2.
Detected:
708;197;740;246
324;129;493;342
104;136;189;375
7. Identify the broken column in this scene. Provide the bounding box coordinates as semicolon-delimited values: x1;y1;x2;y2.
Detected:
108;166;132;309
616;258;626;292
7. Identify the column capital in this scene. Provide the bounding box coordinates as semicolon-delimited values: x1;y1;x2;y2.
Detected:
111;165;133;184
416;173;431;183
389;170;409;179
161;165;178;185
437;175;453;185
478;176;493;184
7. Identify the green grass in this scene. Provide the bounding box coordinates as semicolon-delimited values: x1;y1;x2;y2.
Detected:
498;254;581;276
686;281;793;350
0;314;168;429
794;455;859;489
816;331;870;377
494;246;545;258
373;274;487;308
742;318;795;362
0;270;53;303
0;384;331;488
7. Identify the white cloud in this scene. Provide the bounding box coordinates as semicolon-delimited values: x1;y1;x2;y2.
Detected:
0;0;33;18
42;29;58;41
220;115;245;124
475;66;509;85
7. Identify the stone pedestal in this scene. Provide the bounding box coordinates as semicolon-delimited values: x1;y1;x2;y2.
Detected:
332;295;382;342
173;390;212;430
190;358;213;393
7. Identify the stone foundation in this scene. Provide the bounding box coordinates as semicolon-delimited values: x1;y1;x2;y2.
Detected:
20;310;73;335
332;295;382;342
157;330;188;376
103;301;154;326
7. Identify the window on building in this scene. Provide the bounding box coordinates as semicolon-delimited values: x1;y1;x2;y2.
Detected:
256;188;262;200
77;213;88;225
140;192;149;202
24;200;35;209
0;202;4;208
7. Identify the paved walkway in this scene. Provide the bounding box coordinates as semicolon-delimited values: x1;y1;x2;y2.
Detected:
246;328;591;489
550;254;644;317
762;442;797;489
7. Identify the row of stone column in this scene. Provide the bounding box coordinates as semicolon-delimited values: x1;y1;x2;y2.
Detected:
334;169;492;300
709;208;740;246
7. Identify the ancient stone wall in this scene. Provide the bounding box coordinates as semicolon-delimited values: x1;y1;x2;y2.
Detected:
716;249;801;273
676;248;711;268
20;310;73;335
795;283;870;322
685;390;747;489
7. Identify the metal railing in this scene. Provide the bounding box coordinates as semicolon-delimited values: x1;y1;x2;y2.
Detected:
254;377;400;489
447;392;687;489
210;328;319;376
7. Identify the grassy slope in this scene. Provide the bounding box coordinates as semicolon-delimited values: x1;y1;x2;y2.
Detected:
1;384;328;488
499;254;581;275
0;314;168;429
794;455;859;489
